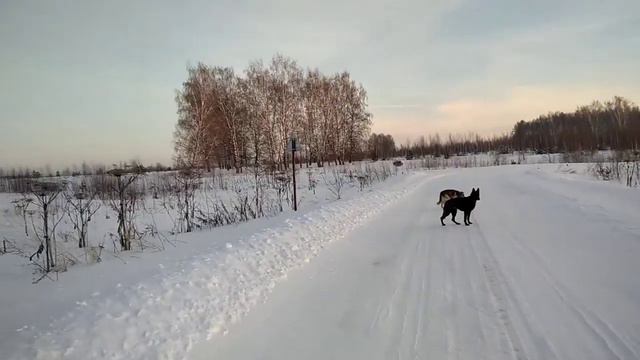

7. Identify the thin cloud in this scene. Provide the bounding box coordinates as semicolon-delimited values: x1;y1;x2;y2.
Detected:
371;104;425;109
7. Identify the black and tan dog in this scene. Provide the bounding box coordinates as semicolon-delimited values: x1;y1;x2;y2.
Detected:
440;188;480;226
436;189;464;208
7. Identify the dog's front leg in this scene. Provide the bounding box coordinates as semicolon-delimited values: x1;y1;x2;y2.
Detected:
451;209;460;225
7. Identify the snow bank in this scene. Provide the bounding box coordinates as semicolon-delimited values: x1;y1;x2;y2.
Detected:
8;173;429;360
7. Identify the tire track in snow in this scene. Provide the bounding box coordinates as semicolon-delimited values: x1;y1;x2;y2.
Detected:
396;243;417;360
444;238;459;360
508;229;639;360
387;226;422;360
470;227;560;360
373;232;409;335
412;234;431;360
471;225;529;360
494;175;637;359
459;229;494;358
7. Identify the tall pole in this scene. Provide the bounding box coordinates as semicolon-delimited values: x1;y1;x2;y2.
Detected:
43;198;50;271
292;147;297;211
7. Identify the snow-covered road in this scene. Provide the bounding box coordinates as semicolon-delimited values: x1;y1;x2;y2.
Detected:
191;166;640;360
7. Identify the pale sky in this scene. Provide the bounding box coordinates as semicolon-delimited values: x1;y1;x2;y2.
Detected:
1;0;639;168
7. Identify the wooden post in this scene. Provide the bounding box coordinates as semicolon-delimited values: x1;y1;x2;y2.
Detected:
43;199;50;271
292;148;297;211
289;137;298;211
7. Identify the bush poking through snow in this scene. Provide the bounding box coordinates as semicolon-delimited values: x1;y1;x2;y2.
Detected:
589;151;640;187
106;169;143;251
174;169;201;233
23;181;67;274
64;181;101;249
323;169;346;200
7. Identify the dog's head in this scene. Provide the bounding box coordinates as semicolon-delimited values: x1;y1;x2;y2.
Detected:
470;188;480;201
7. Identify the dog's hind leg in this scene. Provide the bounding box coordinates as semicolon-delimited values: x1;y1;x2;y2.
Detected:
451;209;460;225
440;208;450;226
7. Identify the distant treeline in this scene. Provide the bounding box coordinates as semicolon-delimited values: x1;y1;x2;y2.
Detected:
512;96;640;152
0;162;171;180
401;96;640;157
3;97;639;180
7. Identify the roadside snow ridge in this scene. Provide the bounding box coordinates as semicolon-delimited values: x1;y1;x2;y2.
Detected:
14;179;421;360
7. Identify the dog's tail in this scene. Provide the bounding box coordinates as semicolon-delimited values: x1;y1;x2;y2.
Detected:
436;198;442;205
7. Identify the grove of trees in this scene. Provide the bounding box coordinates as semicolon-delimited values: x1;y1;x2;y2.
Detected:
512;96;640;153
173;54;372;172
400;96;640;157
367;133;396;160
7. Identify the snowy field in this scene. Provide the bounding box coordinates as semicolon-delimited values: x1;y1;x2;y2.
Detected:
2;161;640;359
0;161;401;273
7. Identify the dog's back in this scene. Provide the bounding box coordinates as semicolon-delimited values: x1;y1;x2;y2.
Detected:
437;189;464;207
